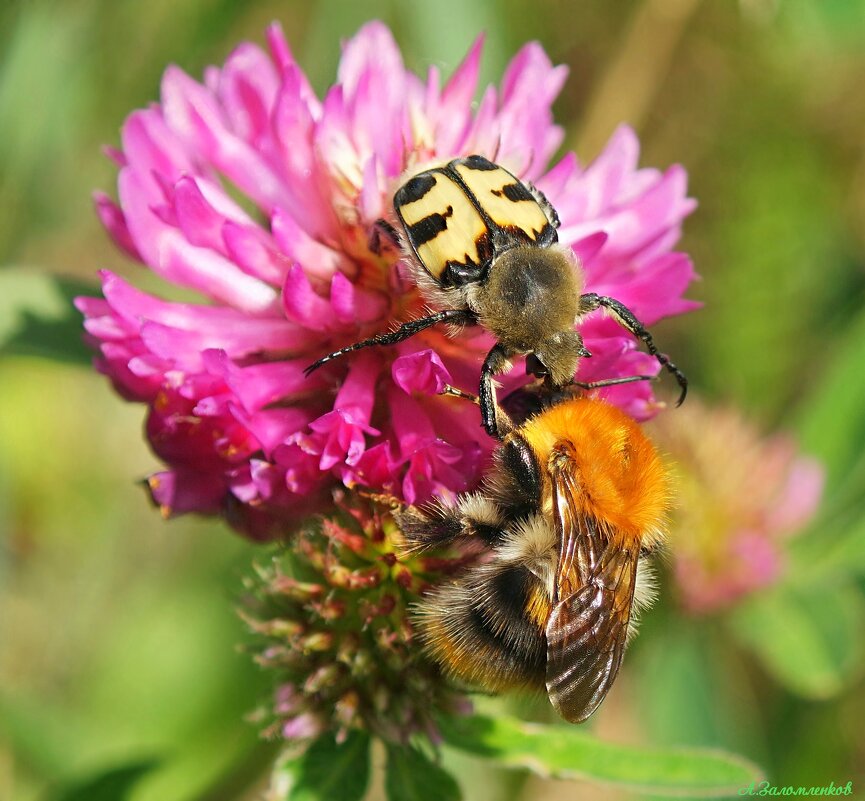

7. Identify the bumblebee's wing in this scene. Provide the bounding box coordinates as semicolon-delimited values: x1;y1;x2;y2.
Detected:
545;468;639;723
394;167;494;285
449;156;558;248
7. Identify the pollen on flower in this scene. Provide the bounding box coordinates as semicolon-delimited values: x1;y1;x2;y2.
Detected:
78;19;699;539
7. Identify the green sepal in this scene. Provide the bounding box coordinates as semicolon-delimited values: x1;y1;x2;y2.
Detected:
272;730;371;801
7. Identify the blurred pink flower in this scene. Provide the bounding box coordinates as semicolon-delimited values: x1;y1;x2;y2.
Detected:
649;398;824;614
78;21;697;537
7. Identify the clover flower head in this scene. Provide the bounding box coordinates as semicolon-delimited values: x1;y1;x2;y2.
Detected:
241;494;470;745
649;398;824;614
78;20;698;537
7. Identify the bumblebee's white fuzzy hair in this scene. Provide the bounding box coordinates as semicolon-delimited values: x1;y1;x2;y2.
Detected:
495;513;557;595
627;557;659;643
455;492;506;529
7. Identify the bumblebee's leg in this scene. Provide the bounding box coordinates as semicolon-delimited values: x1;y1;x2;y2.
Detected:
304;309;473;376
479;344;516;439
353;488;402;509
396;495;507;552
579;293;688;406
396;503;463;551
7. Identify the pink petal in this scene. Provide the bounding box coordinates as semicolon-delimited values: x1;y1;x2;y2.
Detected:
222;221;291;285
120;108;197;191
392;350;451;395
173;175;231;254
266;23;320;113
230;403;311;456
282;264;341;331
216;43;280;146
333;350;381;422
93;191;141;260
766;457;825;535
161;66;291;215
119;168;279;312
204;348;326;413
272;207;352;282
329;271;389;325
147;469;227;517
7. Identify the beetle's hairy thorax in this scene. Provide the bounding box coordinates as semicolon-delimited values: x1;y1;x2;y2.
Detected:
472;246;581;346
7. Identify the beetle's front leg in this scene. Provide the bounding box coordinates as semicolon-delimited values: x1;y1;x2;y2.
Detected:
479;344;514;440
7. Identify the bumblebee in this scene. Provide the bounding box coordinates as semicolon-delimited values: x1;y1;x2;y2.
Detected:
397;388;668;722
305;155;687;438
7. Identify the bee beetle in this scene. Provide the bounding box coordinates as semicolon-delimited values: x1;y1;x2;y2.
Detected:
305;155;687;439
397;385;669;723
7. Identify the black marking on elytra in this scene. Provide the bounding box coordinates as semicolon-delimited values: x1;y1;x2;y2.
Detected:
462;154;498;171
396;172;437;206
407;205;454;247
502;182;534;202
536;222;557;247
473;231;495;269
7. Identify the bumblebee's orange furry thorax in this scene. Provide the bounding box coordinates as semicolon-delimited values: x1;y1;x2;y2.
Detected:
519;398;669;544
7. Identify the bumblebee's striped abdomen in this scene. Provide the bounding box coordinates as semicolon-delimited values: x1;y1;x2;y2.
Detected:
394;169;492;285
419;562;547;692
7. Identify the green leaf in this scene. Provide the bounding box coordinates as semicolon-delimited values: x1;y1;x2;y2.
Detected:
0;269;95;365
272;731;371;801
787;511;865;583
729;582;865;699
0;690;86;781
634;619;768;764
385;743;461;801
50;759;159;801
440;713;762;796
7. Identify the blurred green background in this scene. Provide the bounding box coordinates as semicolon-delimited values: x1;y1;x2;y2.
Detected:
2;1;865;799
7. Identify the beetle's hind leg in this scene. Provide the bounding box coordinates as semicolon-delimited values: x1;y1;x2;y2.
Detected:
304;308;474;376
579;293;688;406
